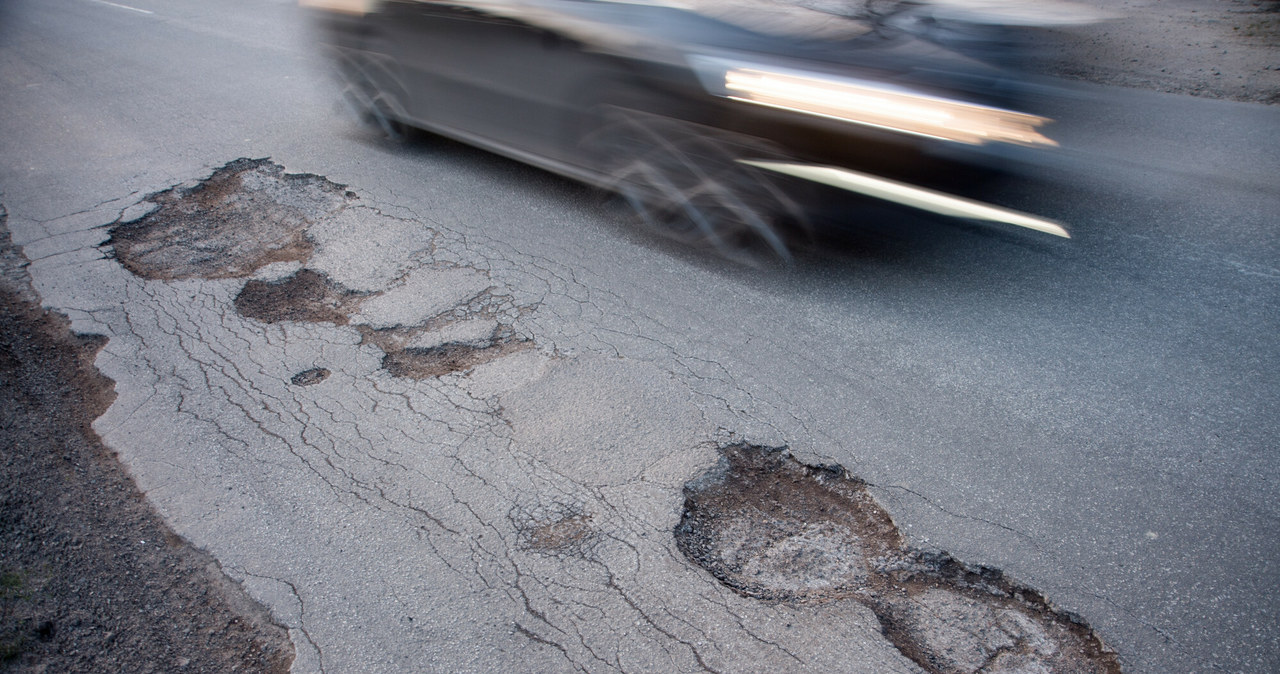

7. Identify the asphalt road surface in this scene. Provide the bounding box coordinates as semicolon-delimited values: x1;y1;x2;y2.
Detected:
1;0;1277;672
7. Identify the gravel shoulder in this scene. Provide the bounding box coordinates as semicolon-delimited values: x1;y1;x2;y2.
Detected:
0;218;294;674
1025;0;1280;103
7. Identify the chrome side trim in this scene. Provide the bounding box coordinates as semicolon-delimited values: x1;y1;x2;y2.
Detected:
739;160;1070;238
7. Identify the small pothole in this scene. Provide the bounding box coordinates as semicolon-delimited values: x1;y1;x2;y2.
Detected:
235;270;369;325
107;158;353;280
378;327;530;379
290;368;330;387
676;444;1122;674
512;503;599;558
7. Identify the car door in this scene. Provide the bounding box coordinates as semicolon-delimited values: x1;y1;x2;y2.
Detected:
378;0;593;161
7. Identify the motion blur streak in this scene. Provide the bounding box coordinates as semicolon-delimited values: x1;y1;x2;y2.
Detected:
298;0;376;16
724;68;1058;147
740;160;1071;238
299;0;1088;253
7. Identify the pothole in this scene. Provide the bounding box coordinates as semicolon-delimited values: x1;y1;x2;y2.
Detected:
134;162;540;380
235;269;369;325
290;368;330;386
511;503;600;559
676;444;899;601
234;269;532;379
107;158;353;280
355;286;534;379
356;286;524;343
675;444;1122;674
379;330;530;379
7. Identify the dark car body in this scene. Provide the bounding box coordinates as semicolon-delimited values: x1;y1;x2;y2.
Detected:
302;0;1070;255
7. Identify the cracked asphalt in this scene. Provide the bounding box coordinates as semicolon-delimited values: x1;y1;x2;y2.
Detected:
1;0;1278;672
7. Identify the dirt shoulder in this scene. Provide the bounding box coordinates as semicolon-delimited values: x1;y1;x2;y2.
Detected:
0;217;294;674
1025;0;1280;104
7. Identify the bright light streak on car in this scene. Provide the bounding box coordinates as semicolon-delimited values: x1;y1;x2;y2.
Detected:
298;0;377;16
740;159;1070;237
724;68;1058;147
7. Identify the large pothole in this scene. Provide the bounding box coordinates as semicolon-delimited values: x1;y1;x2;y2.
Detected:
676;444;1123;674
109;159;537;381
107;158;353;280
676;444;899;601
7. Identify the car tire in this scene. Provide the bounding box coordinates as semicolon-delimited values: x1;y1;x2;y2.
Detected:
332;48;411;142
585;105;806;264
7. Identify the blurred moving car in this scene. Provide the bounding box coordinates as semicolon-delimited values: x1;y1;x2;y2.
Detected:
301;0;1095;258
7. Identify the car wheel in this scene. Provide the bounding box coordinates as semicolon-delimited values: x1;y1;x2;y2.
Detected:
586;105;806;264
332;48;410;142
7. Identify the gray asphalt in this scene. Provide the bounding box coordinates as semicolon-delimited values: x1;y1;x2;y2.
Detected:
1;0;1276;672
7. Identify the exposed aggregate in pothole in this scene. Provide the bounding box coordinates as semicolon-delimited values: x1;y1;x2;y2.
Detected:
108;158;353;280
675;444;1123;674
